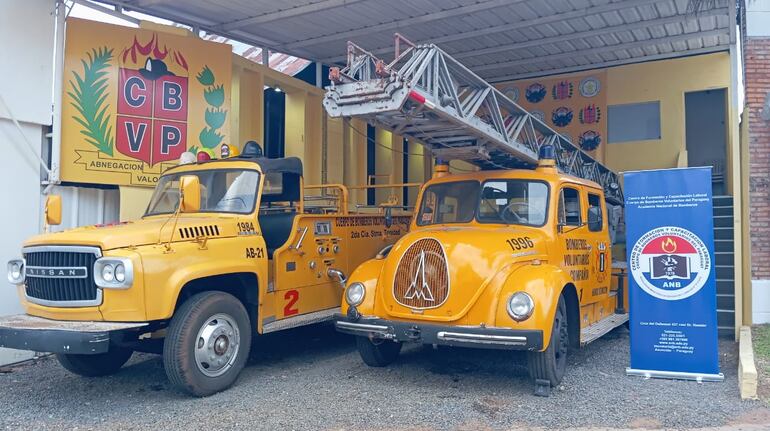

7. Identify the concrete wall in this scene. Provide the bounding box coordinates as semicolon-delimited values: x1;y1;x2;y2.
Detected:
604;52;734;177
0;0;55;365
745;0;770;323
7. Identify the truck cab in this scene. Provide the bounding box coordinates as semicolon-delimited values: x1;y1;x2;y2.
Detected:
335;150;628;396
2;143;412;396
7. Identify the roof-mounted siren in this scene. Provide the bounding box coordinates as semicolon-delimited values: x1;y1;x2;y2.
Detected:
240;140;264;159
432;159;450;179
536;143;557;173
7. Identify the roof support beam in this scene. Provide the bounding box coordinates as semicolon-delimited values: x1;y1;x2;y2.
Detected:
473;28;728;73
320;0;664;63
285;0;523;50
483;45;728;82
217;0;367;32
453;7;728;61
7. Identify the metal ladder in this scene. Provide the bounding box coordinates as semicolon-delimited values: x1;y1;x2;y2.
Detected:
323;35;623;204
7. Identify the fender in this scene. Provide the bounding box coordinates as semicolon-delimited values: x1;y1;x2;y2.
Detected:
494;262;573;351
340;258;385;316
141;240;268;321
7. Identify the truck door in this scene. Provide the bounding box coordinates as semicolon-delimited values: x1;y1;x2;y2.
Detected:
586;191;611;305
558;186;591;302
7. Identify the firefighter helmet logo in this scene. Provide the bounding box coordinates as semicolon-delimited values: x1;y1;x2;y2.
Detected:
116;34;191;166
629;226;711;301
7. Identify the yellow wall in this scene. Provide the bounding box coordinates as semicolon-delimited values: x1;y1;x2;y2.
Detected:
604;53;733;177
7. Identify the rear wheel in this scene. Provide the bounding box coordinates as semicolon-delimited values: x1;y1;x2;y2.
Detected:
56;346;133;377
527;295;568;387
356;336;402;367
163;291;252;397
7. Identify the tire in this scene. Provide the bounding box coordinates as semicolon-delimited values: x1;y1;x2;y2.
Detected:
56;346;133;377
527;295;568;387
163;291;252;397
355;336;402;367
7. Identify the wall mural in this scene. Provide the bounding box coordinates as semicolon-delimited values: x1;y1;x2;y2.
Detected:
497;70;607;162
60;18;232;186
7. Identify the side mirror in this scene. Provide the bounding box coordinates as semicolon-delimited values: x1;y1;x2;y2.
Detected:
588;206;602;232
179;175;201;213
45;195;62;226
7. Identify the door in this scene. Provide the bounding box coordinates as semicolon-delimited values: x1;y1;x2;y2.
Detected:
585;192;612;309
557;186;591;300
685;89;727;194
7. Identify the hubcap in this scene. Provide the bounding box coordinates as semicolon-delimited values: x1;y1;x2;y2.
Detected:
194;313;240;377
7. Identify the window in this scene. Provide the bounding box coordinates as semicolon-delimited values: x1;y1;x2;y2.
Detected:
417;181;479;226
587;193;603;232
608;101;661;143
145;169;260;216
558;187;581;227
478;180;549;226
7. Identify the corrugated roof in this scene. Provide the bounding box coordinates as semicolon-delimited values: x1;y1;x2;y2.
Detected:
97;0;735;81
203;34;311;76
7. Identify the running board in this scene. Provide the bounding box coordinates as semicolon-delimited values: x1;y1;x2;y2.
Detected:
580;313;628;346
261;307;340;334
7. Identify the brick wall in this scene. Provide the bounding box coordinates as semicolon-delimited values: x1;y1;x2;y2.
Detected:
746;38;770;279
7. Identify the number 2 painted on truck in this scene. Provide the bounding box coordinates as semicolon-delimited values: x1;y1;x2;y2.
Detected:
283;290;299;317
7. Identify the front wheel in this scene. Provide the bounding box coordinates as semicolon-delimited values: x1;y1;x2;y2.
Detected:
527;295;568;387
56;346;133;377
163;291;252;397
356;336;402;367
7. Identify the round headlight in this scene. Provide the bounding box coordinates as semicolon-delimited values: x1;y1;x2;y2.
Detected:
10;262;21;280
345;282;365;306
114;264;126;283
101;263;115;283
507;292;535;321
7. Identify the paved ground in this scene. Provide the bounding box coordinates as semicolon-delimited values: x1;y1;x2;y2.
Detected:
1;324;768;431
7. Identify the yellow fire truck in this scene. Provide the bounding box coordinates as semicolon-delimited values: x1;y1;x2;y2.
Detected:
324;37;628;396
1;143;412;396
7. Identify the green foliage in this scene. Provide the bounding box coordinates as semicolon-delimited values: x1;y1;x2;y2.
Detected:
199;127;224;149
197;65;228;151
68;47;114;156
188;145;199;155
755;324;770;363
205;108;227;130
196;66;215;86
203;84;225;108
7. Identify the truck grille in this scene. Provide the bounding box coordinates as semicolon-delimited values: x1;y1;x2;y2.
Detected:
393;238;450;309
22;246;102;307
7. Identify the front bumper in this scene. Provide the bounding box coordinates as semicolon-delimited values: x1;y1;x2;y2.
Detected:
335;314;543;351
0;314;148;355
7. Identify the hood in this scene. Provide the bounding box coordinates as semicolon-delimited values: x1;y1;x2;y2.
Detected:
378;226;549;322
23;215;240;251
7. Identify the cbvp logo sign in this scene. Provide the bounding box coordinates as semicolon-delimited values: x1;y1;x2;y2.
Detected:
629;226;711;301
117;58;188;166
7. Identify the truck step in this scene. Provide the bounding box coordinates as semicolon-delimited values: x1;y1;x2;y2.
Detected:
580;313;628;346
261;307;339;334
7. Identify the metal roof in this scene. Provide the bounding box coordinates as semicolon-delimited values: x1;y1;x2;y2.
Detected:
97;0;735;82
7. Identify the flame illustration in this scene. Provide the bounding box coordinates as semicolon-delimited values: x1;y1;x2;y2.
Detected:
661;237;677;254
121;33;188;71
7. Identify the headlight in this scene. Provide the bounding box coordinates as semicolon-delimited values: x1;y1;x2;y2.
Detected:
94;258;133;289
7;259;25;285
507;292;534;321
345;282;365;306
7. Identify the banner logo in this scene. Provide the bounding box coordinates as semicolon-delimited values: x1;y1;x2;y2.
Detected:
629;226;711;301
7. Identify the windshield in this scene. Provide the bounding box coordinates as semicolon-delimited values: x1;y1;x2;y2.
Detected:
417;180;549;226
145;169;261;216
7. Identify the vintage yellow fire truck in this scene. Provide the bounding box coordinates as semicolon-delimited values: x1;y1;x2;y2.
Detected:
1;143;412;396
324;38;628;395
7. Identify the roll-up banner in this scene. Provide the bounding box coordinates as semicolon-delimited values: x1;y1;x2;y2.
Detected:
624;167;723;381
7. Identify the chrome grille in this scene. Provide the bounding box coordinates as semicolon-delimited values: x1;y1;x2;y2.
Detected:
393;238;450;309
22;246;102;307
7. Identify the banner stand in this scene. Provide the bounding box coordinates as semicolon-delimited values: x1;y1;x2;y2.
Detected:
626;368;724;382
623;167;723;382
